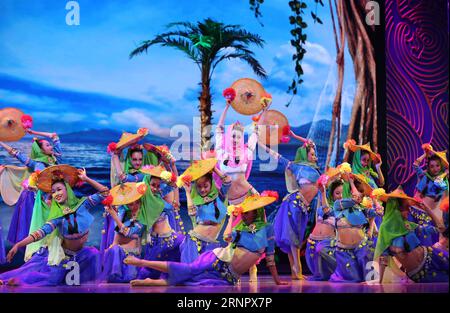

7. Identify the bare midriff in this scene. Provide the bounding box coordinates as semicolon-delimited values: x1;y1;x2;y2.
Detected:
228;175;253;201
112;235;140;251
62;235;88;252
230;247;262;275
310;222;335;238
337;228;365;247
193;224;222;241
393;246;425;273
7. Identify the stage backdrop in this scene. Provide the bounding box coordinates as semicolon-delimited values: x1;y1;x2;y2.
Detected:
386;0;449;194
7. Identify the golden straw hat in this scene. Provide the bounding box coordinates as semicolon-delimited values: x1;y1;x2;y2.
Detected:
115;128;149;150
180;158;218;182
0;108;27;142
257;110;290;146
108;182;147;206
372;186;418;204
352;173;374;196
343;139;381;163
236;192;279;214
229;78;266;115
36;165;80;193
139;165;169;179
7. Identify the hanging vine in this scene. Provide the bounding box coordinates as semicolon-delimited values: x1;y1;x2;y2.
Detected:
249;0;323;100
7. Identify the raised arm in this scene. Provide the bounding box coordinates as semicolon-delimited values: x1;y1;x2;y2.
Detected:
26;129;57;139
0;141;41;170
374;159;385;187
289;130;309;144
78;168;108;193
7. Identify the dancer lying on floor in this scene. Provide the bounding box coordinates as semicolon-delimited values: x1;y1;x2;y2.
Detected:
123;192;288;286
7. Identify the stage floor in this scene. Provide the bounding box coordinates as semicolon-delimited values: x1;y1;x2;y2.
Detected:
0;275;448;293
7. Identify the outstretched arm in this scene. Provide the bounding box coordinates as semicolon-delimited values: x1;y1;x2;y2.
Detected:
374;160;385;187
26;129;56;139
289;130;309;144
0;141;13;154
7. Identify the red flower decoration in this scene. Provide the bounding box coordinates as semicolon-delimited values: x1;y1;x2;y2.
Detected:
282;125;290;136
182;174;193;185
280;136;290;144
21;114;33;129
261;190;279;201
102;195;114;206
137;183;147;195
223;88;236;101
107;142;117;154
75;180;85;188
422;143;433;152
252;115;260;123
233;206;243;217
170;172;177;183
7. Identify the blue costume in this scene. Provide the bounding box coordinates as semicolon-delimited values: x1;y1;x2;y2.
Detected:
0;192;104;286
305;206;337;281
100;205;146;283
180;180;230;263
329;199;375;282
137;229;185;280
166;224;276;286
273;156;321;254
7;137;62;245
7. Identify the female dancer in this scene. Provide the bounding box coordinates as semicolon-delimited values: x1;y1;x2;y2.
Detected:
328;175;378;283
410;145;448;246
0;166;108;286
215;99;260;280
344;140;384;188
124;192;287;286
375;188;448;283
0;130;63;246
100;182;150;283
258;141;321;280
180;160;231;263
305;177;342;281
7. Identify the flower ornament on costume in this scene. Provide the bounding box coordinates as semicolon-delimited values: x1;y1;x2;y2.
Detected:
227;205;243;217
107;142;118;155
27;170;41;188
422;143;433;153
434;177;447;189
137;182;148;195
338;162;352;174
343;139;356;150
260;92;272;108
440;197;449;213
137;128;149;136
160;171;177;184
248;223;257;234
317;174;329;187
361;196;373;209
21;114;33;129
261;190;279;201
176;174;193;188
223;88;237;101
102;195;114;206
280;125;291;143
371;188;386;199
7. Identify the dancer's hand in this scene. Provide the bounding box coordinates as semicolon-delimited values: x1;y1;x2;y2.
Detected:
275;280;289;286
7;244;19;263
183;182;192;193
77;168;88;181
124;255;142;267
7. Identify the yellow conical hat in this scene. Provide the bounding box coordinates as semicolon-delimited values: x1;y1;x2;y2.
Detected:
108;182;147;206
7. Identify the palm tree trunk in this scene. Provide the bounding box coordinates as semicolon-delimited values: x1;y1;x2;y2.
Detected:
199;65;213;150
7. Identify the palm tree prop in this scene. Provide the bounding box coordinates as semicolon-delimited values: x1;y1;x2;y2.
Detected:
130;18;267;148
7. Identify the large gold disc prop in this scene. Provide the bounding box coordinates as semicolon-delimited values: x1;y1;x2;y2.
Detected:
0;108;28;142
229;78;266;115
257;110;290;146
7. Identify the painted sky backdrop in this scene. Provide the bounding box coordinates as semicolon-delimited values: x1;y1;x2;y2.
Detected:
0;0;355;137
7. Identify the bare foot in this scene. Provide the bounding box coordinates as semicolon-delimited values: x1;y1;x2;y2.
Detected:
249;265;258;282
6;278;21;286
130;278;168;286
124;255;142;267
291;266;304;280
